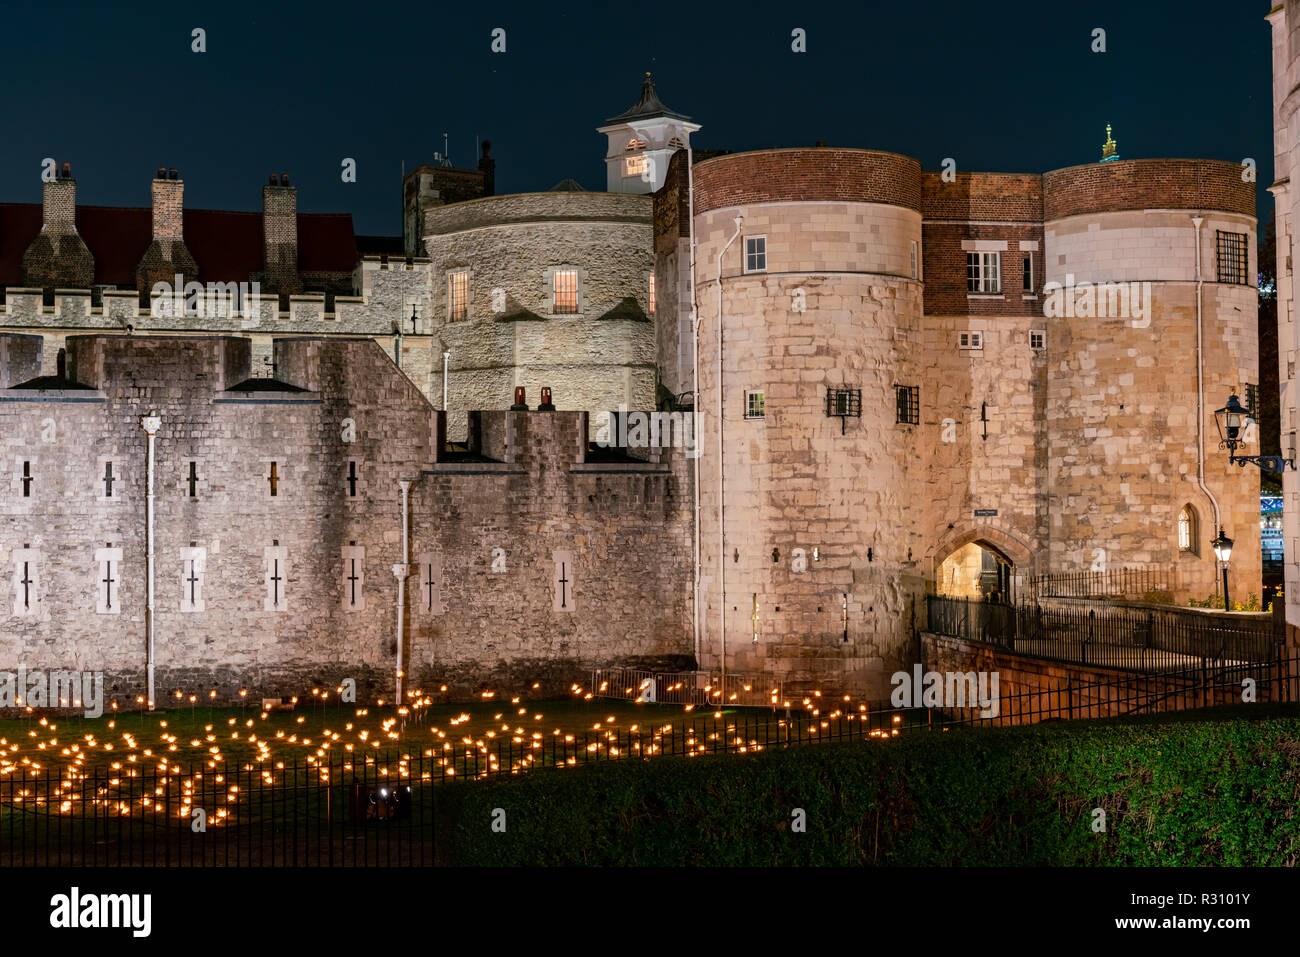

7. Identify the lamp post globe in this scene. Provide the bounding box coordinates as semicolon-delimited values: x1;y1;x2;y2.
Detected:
1210;528;1234;611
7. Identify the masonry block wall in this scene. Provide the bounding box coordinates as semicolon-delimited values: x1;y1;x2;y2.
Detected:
0;335;693;703
421;192;657;441
407;411;694;693
670;147;1260;694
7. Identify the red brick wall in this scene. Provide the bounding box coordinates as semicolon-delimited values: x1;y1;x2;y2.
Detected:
921;172;1043;221
694;148;922;213
1043;159;1255;220
923;223;1045;316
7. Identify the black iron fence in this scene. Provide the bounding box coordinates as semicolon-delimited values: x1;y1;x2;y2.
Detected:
927;594;1276;671
3;652;1298;866
1028;566;1181;600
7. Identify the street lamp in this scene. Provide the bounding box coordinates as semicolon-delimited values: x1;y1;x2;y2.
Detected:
1211;527;1234;612
1214;392;1292;473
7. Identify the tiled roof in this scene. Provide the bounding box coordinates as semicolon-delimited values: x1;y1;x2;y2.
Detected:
0;203;359;287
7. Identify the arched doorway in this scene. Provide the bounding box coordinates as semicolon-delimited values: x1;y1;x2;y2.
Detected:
935;540;1017;604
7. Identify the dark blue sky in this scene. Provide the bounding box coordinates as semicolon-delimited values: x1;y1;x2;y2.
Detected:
0;0;1276;236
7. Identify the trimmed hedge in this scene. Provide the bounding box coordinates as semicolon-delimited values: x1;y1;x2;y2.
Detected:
435;710;1300;865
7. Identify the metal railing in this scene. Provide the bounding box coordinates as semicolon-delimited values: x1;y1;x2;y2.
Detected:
927;594;1275;672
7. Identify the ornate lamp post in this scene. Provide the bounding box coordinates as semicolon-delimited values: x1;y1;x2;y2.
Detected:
1214;392;1292;473
1211;527;1234;612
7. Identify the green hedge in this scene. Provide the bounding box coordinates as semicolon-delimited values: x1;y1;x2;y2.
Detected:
435;710;1300;866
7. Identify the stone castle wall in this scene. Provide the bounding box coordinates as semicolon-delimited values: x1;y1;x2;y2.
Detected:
0;334;693;704
673;148;1260;694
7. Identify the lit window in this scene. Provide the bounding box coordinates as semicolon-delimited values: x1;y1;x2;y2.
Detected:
1178;505;1198;554
967;252;1001;293
648;271;656;315
552;269;578;314
625;137;647;151
745;237;766;273
745;390;765;419
447;270;469;321
625;155;648;176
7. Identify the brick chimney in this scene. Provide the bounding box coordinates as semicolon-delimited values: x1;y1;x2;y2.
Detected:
21;163;95;293
262;173;300;298
136;167;197;297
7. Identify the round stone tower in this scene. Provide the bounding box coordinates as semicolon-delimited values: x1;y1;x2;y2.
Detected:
690;148;925;696
1039;158;1260;600
421;191;656;441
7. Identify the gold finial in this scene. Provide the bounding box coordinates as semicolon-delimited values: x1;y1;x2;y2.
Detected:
1101;124;1118;160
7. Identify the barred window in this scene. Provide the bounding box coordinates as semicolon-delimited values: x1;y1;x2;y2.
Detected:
447;270;469;321
895;384;919;425
966;252;1001;293
1245;382;1258;416
552;269;578;314
1216;231;1247;285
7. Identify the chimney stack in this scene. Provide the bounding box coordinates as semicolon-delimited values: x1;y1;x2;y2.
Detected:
136;166;197;297
21;161;94;292
151;167;184;241
262;173;300;297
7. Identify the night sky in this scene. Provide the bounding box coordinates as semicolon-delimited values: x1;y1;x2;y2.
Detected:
0;0;1276;237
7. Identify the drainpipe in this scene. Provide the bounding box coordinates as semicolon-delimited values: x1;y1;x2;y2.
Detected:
687;145;700;664
442;350;450;411
716;214;744;679
1191;216;1223;540
392;479;411;705
140;410;162;710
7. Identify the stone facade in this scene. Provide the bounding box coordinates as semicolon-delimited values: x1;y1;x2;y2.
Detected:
667;147;1259;697
421;191;657;441
1270;1;1300;639
0;334;693;703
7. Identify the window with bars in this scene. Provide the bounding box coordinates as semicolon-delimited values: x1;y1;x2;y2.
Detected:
1216;231;1248;285
745;390;765;419
895;385;919;425
966;252;1001;293
552;269;578;314
648;271;656;315
745;237;767;273
447;270;469;320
